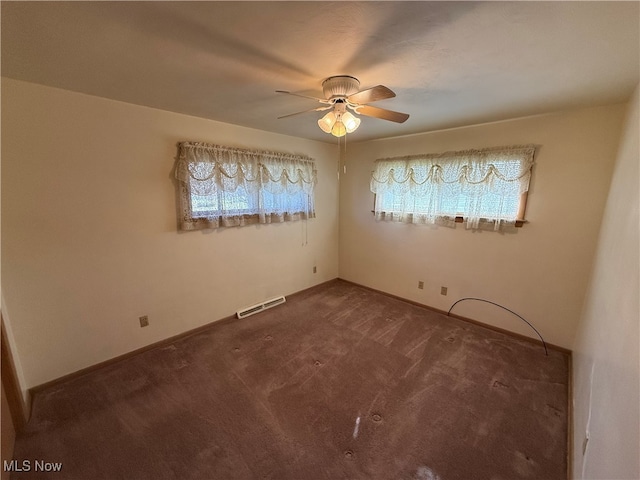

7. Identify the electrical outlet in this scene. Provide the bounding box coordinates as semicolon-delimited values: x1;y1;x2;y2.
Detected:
441;286;448;296
313;266;317;274
139;315;149;328
418;281;424;290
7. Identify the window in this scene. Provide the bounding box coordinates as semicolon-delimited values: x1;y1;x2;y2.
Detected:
176;142;316;230
370;145;535;230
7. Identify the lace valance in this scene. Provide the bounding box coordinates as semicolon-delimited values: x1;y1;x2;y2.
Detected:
370;145;536;230
176;142;317;230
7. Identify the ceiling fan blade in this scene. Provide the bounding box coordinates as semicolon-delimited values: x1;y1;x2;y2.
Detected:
356;105;409;123
276;90;329;104
277;105;332;119
347;85;396;104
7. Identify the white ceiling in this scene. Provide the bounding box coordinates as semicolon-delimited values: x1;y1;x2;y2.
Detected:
2;1;639;143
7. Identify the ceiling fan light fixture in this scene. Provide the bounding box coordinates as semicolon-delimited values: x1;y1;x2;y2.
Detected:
318;109;360;137
331;120;347;137
318;111;336;133
342;111;361;133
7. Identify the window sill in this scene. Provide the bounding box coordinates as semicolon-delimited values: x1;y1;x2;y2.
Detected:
454;216;527;228
370;211;527;227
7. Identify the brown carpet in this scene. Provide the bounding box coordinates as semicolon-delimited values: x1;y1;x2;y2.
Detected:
11;279;569;480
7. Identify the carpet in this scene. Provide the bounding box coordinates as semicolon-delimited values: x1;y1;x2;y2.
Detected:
11;279;569;479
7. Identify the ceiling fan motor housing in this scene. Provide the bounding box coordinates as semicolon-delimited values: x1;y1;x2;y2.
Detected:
322;75;361;101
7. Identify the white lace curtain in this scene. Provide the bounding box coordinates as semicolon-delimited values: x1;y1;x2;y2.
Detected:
176;142;317;230
370;145;536;230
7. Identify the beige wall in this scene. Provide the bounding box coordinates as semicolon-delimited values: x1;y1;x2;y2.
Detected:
339;104;625;348
1;78;339;389
572;86;639;479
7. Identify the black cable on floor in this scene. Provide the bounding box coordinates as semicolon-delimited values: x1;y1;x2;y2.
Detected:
447;297;548;356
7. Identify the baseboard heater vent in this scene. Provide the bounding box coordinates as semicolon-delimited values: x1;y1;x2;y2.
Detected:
237;296;286;319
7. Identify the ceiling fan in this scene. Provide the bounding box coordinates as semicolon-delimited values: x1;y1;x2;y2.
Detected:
276;75;409;137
